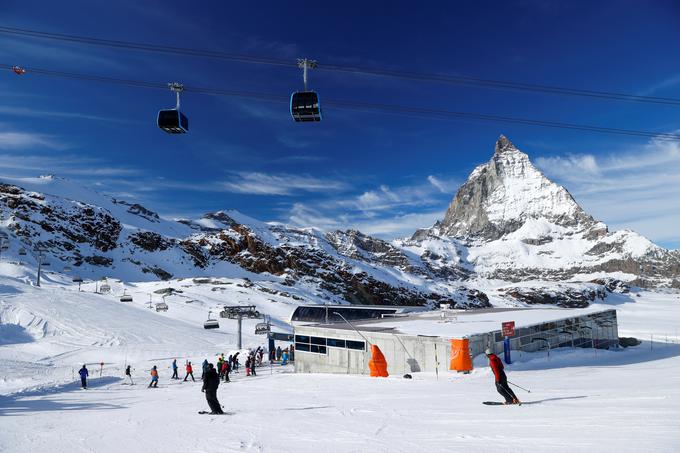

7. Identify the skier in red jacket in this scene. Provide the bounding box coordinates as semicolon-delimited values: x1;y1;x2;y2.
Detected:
486;348;520;405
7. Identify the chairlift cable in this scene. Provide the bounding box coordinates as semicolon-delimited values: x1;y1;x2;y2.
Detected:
1;25;680;107
3;63;680;141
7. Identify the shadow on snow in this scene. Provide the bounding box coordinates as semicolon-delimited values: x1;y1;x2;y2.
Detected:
0;376;124;416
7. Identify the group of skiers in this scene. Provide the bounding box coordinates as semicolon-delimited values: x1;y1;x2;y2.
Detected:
79;345;514;409
269;345;294;364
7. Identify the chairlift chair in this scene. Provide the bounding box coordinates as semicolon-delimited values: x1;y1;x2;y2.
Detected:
155;302;168;312
203;311;220;329
290;59;322;122
158;82;188;134
18;247;27;256
120;290;133;302
100;283;111;293
72;276;83;283
63;266;72;272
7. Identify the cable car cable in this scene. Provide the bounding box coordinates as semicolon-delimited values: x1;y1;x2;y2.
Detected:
3;63;680;141
1;25;680;107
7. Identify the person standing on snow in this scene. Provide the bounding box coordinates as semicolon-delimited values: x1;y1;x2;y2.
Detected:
79;364;89;389
250;353;257;376
276;346;282;361
148;365;159;388
486;348;520;405
221;359;230;382
125;365;134;385
171;359;179;379
201;363;223;414
201;359;209;379
184;361;195;382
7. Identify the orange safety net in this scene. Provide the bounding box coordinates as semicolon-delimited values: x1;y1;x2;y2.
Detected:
449;338;473;372
368;344;389;377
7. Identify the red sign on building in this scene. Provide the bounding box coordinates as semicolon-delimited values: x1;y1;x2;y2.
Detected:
502;321;515;337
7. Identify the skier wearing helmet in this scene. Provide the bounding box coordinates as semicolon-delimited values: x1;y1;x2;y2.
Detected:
486;348;520;405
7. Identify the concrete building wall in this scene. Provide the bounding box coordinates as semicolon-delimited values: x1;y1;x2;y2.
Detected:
294;309;619;376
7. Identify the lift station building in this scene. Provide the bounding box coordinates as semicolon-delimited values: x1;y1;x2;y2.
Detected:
292;306;619;376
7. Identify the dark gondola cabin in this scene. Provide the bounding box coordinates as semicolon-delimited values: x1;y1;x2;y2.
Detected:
290;91;321;122
157;109;188;134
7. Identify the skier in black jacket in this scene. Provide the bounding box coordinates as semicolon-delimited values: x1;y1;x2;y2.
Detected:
201;363;223;414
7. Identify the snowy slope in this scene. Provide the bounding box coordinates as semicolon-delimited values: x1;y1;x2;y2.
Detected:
1;271;679;452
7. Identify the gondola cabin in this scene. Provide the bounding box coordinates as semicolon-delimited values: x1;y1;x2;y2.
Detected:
203;319;220;329
290;91;322;122
157;109;188;134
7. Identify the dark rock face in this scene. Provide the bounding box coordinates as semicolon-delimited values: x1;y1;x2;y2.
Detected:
0;183;121;254
499;285;606;308
326;230;413;269
129;231;171;252
113;199;160;223
588;278;630;294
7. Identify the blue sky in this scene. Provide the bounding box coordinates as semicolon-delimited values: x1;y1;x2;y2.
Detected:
1;0;680;247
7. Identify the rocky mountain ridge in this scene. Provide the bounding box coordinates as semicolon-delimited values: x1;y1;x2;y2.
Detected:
1;135;678;313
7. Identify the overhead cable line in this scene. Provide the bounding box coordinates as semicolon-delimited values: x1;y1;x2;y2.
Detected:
2;25;680;107
3;63;680;141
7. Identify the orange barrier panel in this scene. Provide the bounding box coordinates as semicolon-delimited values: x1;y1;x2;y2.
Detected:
368;344;389;377
450;338;473;372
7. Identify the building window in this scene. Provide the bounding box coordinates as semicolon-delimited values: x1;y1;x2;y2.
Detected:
295;335;310;343
346;340;366;351
295;343;310;352
311;336;327;345
294;334;365;353
326;338;346;348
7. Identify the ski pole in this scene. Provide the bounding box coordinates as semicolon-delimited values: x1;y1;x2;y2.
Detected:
507;380;531;393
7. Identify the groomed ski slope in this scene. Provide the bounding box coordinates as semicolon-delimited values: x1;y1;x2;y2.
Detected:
1;273;679;452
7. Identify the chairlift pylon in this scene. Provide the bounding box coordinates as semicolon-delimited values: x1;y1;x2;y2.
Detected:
290;58;321;122
158;82;188;134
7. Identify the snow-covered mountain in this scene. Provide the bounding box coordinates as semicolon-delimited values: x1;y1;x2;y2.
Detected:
0;175;485;308
406;135;680;289
1;135;677;311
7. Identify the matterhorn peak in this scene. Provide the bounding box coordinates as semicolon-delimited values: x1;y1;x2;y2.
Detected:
494;134;517;154
422;136;597;241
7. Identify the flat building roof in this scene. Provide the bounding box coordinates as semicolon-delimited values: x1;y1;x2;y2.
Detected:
301;306;614;338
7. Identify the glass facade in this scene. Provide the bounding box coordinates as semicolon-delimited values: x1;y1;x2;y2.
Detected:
295;334;366;355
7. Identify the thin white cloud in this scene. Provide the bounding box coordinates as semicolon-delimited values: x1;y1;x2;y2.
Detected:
222;172;349;196
638;74;680;97
287;201;443;240
427;174;459;193
0;131;67;150
0;105;138;124
340;176;459;212
535;136;680;247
